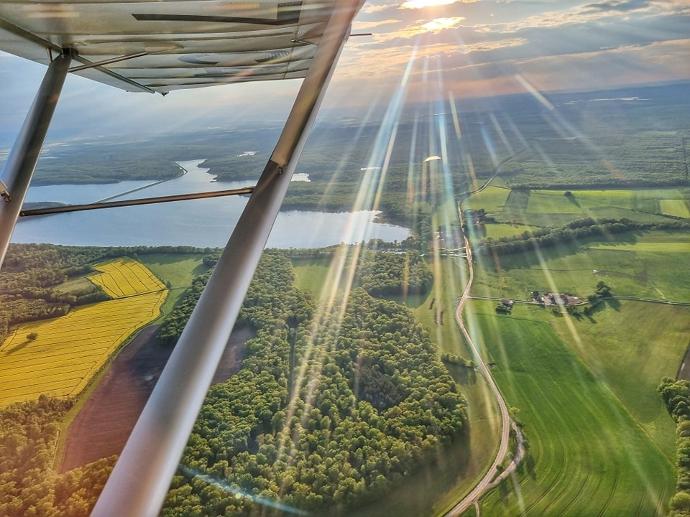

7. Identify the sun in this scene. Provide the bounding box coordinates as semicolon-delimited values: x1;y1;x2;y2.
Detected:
422;17;464;32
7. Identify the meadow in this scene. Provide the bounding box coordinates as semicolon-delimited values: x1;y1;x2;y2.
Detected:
464;185;690;231
140;252;206;316
549;300;690;458
0;259;166;407
461;175;690;512
468;300;674;515
471;230;690;302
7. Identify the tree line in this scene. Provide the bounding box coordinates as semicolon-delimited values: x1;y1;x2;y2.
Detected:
476;218;690;255
658;378;690;516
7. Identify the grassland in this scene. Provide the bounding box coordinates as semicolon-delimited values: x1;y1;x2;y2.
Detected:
463;184;690;230
468;300;674;515
471;231;690;302
549;300;690;458
290;256;331;297
482;223;539;239
139;252;206;316
464;187;511;212
470;228;690;455
0;259;166;408
460;177;689;513
660;199;690;218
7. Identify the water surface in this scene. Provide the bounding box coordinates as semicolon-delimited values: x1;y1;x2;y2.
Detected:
15;160;408;248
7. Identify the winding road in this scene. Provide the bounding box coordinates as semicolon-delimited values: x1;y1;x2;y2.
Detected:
444;232;514;516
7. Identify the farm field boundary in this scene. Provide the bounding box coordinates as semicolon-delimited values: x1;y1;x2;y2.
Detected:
0;259;167;408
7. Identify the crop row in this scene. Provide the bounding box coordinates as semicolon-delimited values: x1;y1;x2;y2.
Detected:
0;259;167;408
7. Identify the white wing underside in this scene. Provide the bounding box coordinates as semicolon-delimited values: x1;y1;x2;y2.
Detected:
0;0;346;93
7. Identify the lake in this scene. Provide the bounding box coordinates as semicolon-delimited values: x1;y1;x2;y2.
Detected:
13;160;409;248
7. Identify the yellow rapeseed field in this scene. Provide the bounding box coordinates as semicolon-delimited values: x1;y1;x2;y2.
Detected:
0;258;167;408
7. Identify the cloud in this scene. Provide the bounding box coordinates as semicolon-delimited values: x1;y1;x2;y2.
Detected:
460;38;528;53
367;16;467;42
361;3;394;14
400;0;477;9
583;0;650;12
422;17;466;32
353;19;401;30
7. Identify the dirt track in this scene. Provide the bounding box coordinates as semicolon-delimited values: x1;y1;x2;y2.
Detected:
60;324;253;472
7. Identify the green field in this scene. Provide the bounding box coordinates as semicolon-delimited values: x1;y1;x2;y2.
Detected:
139;253;207;316
549;300;690;457
468;301;674;515
464;187;511;213
591;241;690;252
462;184;690;230
461;181;690;513
660;199;690;218
54;275;96;296
471;231;690;302
290;256;331;297
483;223;539;239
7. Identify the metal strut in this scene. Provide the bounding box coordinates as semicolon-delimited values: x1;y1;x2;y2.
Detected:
19;186;254;217
92;1;360;515
0;51;71;269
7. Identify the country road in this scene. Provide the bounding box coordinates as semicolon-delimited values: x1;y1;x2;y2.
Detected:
444;233;514;516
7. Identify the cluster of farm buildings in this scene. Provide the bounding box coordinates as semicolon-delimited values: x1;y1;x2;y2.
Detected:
496;291;582;313
530;291;581;306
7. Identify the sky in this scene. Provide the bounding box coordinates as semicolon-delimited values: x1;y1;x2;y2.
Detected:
1;0;689;142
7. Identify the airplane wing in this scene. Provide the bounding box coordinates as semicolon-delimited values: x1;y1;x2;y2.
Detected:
0;0;344;93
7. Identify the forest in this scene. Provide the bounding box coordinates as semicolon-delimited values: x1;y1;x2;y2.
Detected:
0;245;108;342
162;251;465;514
358;250;432;296
659;378;690;516
0;396;113;516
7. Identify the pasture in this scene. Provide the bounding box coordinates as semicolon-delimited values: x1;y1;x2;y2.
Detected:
0;259;166;408
660;199;690;218
468;301;674;515
482;223;538;239
140;252;206;315
549;300;690;458
464;186;510;212
291;256;331;297
462;183;690;230
471;231;690;302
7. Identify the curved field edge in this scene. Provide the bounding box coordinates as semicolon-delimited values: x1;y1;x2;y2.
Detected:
0;259;168;408
467;301;674;515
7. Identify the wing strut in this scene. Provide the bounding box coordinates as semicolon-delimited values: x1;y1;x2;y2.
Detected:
0;51;71;268
19;186;254;217
91;1;359;514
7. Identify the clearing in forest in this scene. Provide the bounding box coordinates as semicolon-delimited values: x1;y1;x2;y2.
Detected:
0;259;166;408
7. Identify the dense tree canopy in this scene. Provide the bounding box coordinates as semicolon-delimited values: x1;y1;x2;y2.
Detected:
0;396;113;516
163;251;465;515
659;378;690;516
357;250;432;297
